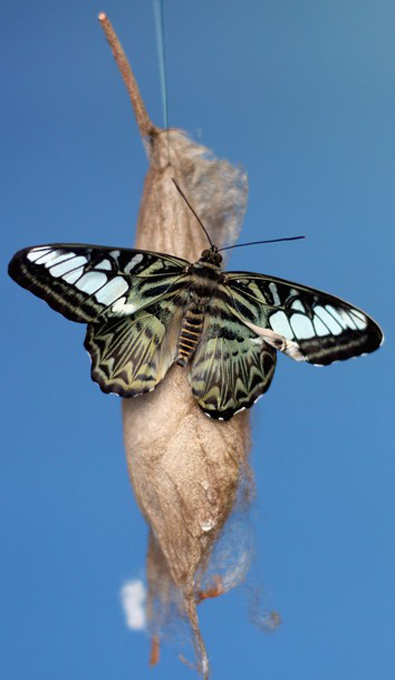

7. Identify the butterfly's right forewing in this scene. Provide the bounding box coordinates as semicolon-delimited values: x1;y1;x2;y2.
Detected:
225;271;383;365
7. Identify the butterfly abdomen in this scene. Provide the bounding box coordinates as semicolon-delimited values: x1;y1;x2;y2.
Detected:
176;262;223;367
176;307;205;367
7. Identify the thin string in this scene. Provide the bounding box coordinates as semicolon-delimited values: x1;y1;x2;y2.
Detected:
153;0;171;162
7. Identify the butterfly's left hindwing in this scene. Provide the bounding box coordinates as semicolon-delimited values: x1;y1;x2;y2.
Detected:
224;272;383;365
189;301;277;420
8;244;188;322
85;296;186;397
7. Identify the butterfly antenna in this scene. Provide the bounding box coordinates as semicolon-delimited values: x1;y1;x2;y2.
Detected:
218;235;305;252
172;179;214;248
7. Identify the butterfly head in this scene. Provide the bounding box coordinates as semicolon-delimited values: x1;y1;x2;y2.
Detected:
200;247;223;266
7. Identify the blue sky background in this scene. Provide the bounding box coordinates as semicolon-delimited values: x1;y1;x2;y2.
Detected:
1;1;394;679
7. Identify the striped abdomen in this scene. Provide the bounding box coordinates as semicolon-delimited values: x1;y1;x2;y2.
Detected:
176;306;204;366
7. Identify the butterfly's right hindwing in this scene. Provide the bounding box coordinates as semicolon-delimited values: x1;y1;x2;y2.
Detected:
8;244;188;323
189;301;277;420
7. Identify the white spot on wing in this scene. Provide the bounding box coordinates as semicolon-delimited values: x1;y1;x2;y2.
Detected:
36;250;62;266
27;248;51;263
313;316;330;336
338;309;358;330
59;256;88;283
269;282;281;306
62;266;85;283
124;253;143;274
314;306;342;335
290;313;315;339
111;296;139;315
325;305;351;331
287;288;299;300
48;252;75;267
269;311;293;339
75;272;108;294
64;255;87;269
291;299;305;312
95;276;129;304
96;259;112;271
50;256;79;277
349;309;368;330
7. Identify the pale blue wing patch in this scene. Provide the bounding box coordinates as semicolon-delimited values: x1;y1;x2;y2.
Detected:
225;273;383;365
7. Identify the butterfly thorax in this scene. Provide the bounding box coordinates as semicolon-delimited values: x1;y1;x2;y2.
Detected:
176;250;223;367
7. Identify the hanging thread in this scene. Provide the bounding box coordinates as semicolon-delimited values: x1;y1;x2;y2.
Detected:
153;0;169;131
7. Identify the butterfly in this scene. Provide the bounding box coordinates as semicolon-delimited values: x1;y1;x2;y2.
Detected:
8;238;383;420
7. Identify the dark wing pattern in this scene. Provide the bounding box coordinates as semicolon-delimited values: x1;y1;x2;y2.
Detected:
8;244;188;322
85;297;186;397
224;271;383;365
9;243;190;396
189;300;277;420
9;243;383;418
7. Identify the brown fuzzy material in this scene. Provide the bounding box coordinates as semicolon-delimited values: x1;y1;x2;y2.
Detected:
100;16;252;678
123;130;251;678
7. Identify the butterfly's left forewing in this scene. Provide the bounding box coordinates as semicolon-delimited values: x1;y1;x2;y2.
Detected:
224;271;383;365
8;244;188;322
